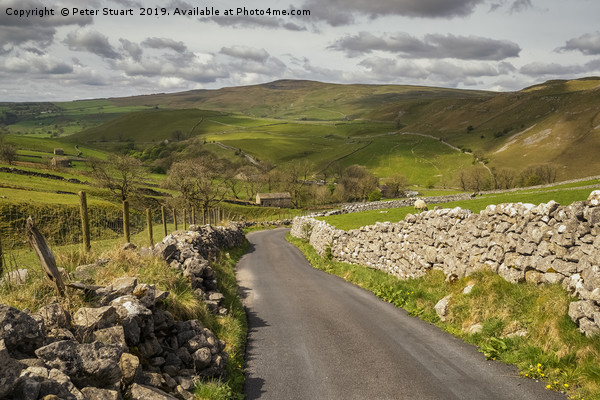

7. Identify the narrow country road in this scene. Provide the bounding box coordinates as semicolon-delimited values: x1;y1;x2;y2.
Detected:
237;228;566;400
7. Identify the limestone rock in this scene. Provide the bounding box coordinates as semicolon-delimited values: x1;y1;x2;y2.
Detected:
119;353;142;387
72;306;119;338
192;347;212;370
38;368;84;400
586;190;600;207
0;339;26;398
38;303;71;331
434;295;452;322
35;340;123;389
126;383;178;400
80;386;123;400
0;304;45;356
568;300;597;322
1;268;29;284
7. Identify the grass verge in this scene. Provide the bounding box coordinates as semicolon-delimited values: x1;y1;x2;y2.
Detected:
287;234;600;400
197;242;249;400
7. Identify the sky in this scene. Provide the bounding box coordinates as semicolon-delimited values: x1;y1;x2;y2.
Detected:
1;0;599;101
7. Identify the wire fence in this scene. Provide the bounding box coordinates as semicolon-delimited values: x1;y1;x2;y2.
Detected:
0;201;146;251
0;191;310;285
0;191;301;254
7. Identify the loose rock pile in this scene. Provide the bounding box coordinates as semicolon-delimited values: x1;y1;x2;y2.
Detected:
292;190;600;336
0;223;246;399
153;224;245;315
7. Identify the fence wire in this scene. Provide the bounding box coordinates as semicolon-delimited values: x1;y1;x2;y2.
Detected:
0;202;146;251
0;198;299;257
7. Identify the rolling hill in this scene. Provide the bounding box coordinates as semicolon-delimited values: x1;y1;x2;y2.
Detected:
4;77;600;186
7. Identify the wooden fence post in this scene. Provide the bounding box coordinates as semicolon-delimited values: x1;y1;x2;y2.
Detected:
79;191;91;252
183;209;187;230
26;217;65;297
146;208;153;248
123;200;130;243
173;208;178;231
161;206;167;237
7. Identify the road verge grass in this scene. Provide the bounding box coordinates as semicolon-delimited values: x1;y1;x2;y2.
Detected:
287;234;600;400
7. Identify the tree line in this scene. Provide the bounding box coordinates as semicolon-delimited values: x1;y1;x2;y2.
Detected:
456;164;558;192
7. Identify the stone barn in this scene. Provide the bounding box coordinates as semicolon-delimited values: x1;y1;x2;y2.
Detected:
51;157;71;168
256;192;292;208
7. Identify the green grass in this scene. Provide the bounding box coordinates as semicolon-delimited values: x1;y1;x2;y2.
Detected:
320;186;598;231
4;134;107;160
68;109;227;147
287;234;600;400
5;99;157;136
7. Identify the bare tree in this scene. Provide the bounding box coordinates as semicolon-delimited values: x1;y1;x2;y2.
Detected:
387;174;408;197
165;157;228;210
492;167;518;189
456;166;492;192
0;135;17;165
221;160;243;199
275;163;313;208
238;164;263;200
519;164;558;187
89;155;146;202
337;165;378;202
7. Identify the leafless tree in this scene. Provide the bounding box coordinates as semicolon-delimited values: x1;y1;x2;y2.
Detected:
387;174;408;197
89;155;146;202
336;165;378;202
0;135;17;165
238;165;263;200
164;157;228;210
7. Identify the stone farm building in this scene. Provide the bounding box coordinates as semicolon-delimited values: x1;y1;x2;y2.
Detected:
50;157;71;168
256;192;292;208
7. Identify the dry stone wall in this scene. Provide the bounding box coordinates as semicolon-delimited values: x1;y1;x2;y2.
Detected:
291;190;600;336
0;223;245;400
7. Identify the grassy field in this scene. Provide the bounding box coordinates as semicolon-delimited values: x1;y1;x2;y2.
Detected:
4;134;107;162
321;185;599;231
4;99;156;136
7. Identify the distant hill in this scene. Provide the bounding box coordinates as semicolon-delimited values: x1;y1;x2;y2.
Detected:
6;77;600;185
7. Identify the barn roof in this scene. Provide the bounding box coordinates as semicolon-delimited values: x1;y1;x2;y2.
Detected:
256;192;292;199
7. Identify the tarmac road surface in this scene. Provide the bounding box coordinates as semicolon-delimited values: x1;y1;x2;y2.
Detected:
237;228;566;400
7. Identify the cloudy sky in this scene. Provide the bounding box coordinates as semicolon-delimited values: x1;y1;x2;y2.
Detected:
1;0;599;101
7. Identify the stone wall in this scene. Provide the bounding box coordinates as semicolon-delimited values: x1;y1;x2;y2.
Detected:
339;193;472;214
291;190;600;336
0;223;245;400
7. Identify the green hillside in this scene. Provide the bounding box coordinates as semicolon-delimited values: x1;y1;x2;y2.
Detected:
3;77;600;186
